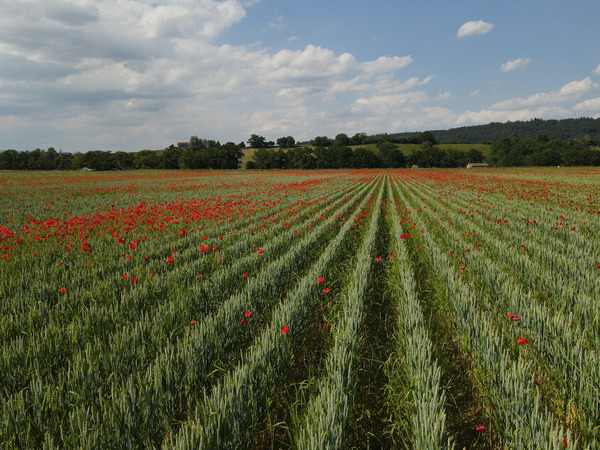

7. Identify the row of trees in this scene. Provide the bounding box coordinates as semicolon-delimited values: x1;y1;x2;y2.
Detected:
489;135;600;166
246;140;485;170
0;138;244;171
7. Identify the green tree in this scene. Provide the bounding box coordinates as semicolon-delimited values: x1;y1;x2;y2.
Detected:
248;134;267;148
277;136;295;149
161;145;182;169
134;150;161;169
334;133;350;147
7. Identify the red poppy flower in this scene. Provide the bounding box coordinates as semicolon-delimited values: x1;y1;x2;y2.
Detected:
459;266;466;270
123;274;129;279
476;425;485;432
149;273;154;277
191;320;197;325
512;316;520;321
257;249;264;254
241;319;246;324
596;264;600;269
376;257;382;262
448;250;454;254
60;287;66;293
517;337;529;344
144;256;149;261
317;277;325;283
507;313;514;319
131;277;138;283
130;243;137;249
563;438;568;447
281;325;288;335
323;288;330;293
245;311;252;318
520;245;526;249
166;256;174;263
243;273;248;278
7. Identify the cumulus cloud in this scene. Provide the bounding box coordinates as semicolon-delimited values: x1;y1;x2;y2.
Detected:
457;20;494;38
573;98;600;112
456;106;572;126
0;0;427;150
593;64;600;75
500;57;531;73
491;77;598;110
454;78;600;126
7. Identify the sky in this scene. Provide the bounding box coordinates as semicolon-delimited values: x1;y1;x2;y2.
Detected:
1;0;600;152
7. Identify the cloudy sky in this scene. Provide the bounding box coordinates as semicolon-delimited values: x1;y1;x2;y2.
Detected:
1;0;600;152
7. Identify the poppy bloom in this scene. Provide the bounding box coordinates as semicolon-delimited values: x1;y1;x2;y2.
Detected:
60;287;66;293
281;325;288;335
131;277;138;283
123;274;129;279
243;273;248;278
376;257;382;262
130;243;137;249
317;277;325;283
517;337;529;344
564;438;568;447
512;316;520;321
149;273;154;276
323;288;330;293
508;313;514;319
476;425;485;431
245;311;252;318
241;319;246;324
459;266;466;270
257;249;264;254
166;256;174;263
191;320;197;325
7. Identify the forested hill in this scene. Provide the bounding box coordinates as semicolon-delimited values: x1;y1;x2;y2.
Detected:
385;117;600;143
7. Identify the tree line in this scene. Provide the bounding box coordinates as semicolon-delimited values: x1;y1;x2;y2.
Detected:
387;117;600;144
0;137;243;171
489;134;600;166
246;138;485;170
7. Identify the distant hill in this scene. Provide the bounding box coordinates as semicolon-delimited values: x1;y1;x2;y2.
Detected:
382;117;600;144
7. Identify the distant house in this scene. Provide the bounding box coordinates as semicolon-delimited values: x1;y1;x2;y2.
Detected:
60;152;72;157
177;142;190;149
466;162;489;169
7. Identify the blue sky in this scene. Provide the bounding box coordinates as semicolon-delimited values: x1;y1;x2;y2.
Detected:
1;0;600;152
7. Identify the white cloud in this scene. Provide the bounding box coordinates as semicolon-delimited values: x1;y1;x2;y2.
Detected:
500;57;531;73
491;77;598;110
457;106;572;125
457;20;494;38
573;98;600;112
0;1;426;149
593;64;600;75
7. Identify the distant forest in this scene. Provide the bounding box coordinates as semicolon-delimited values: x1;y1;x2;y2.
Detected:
1;117;599;170
385;117;600;144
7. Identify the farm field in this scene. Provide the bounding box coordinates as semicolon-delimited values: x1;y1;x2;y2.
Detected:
1;167;599;449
